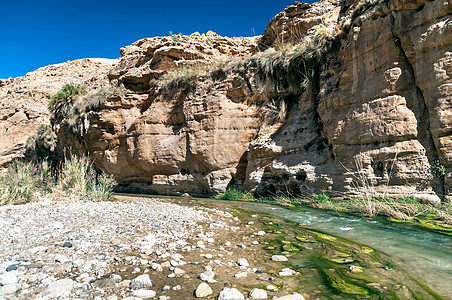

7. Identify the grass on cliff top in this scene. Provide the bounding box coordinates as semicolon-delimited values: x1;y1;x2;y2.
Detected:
154;0;382;96
0;156;116;205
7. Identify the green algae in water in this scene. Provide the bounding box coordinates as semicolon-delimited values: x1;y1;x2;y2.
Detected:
415;218;452;236
320;269;369;295
295;235;317;243
313;232;337;240
282;242;301;252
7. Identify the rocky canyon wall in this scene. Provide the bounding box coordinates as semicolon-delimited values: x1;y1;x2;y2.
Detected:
0;58;117;168
1;0;451;203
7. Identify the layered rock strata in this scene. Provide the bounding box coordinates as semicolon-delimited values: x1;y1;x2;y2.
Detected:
2;0;452;202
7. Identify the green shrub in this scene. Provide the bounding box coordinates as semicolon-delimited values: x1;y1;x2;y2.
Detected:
58;155;116;201
67;87;117;131
432;160;446;178
87;171;116;201
0;161;55;205
48;83;86;108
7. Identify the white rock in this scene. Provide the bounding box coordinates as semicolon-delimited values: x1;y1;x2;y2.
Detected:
271;255;288;262
42;278;74;297
234;272;247;278
199;272;217;283
172;285;181;290
107;296;118;300
218;288;245;300
111;274;122;283
266;284;278;291
0;271;18;285
274;294;306;300
195;282;213;298
278;268;296;276
151;263;163;272
0;284;21;295
257;231;265;236
132;289;157;298
236;258;249;267
252;241;259;245
224;241;231;246
130;274;152;290
249;288;268;299
204;254;213;259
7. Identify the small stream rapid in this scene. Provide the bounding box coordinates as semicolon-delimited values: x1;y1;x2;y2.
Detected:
233;201;452;295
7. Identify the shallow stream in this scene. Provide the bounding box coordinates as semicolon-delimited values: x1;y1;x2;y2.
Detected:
235;201;452;296
127;194;452;298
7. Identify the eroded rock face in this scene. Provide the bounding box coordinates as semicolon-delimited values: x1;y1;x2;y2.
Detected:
2;0;451;202
0;58;117;168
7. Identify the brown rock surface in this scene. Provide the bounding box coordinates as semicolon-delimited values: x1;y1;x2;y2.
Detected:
0;58;117;168
2;0;452;202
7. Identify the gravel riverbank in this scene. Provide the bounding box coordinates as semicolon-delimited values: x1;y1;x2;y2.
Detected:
0;196;305;300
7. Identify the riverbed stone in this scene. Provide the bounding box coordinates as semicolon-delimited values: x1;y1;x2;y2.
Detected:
132;289;157;298
130;274;152;290
195;282;213;297
0;284;21;295
236;258;249;267
0;270;18;285
271;255;288;262
249;288;268;299
278;268;296;276
218;288;245;300
42;278;74;297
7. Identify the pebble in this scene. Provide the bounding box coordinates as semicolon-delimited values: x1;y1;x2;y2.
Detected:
0;271;18;285
0;284;21;295
249;288;268;299
235;272;247;278
172;285;181;290
5;265;17;272
257;276;270;281
54;254;70;264
218;287;245;300
151;263;163;272
42;278;74;298
266;284;278;291
349;265;363;273
130;274;152;290
204;253;213;259
195;282;213;298
278;268;297;276
132;289;157;298
63;241;73;248
271;255;288;262
257;231;265;236
236;258;249;267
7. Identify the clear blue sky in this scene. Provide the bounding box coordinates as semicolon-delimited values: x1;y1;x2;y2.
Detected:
0;0;315;79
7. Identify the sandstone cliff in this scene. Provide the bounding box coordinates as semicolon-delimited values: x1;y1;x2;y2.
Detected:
2;0;451;203
0;58;117;168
